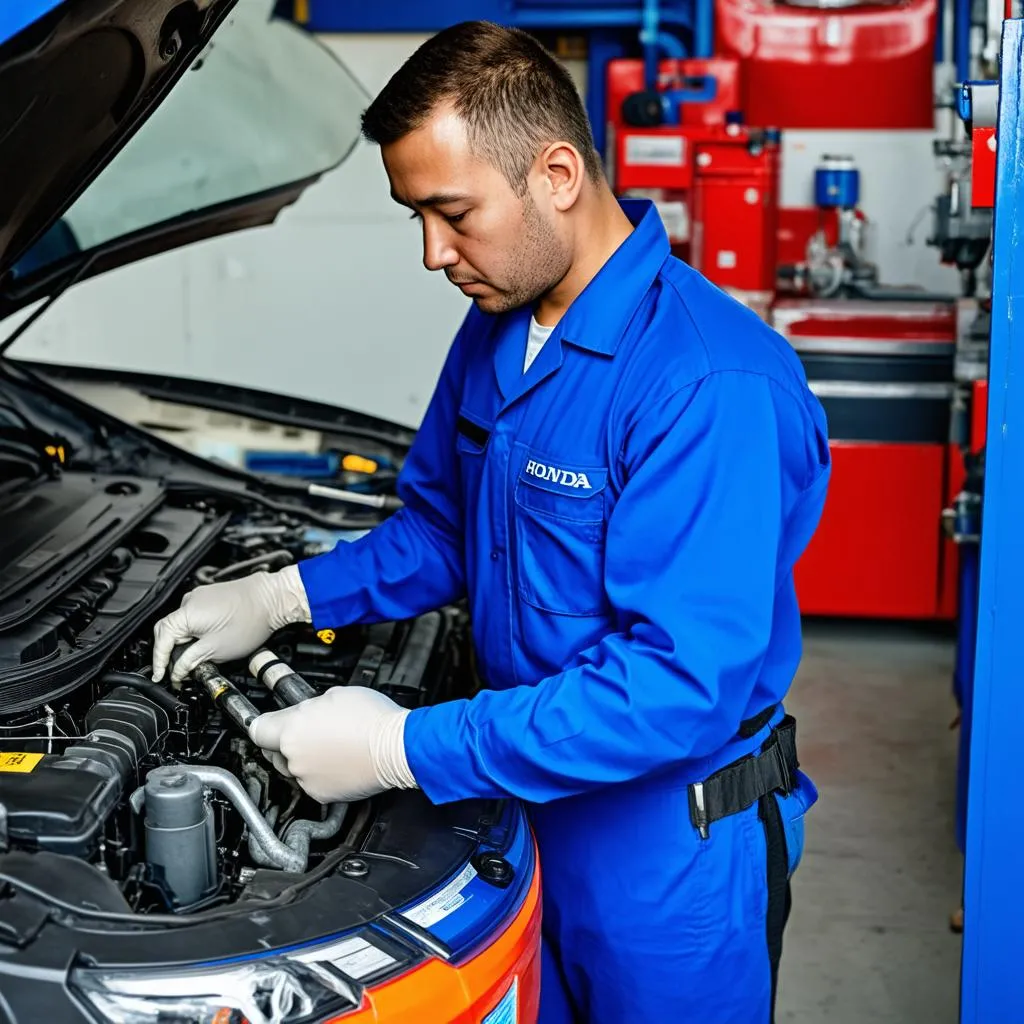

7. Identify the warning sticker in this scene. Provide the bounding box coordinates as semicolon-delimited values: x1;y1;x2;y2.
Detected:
0;753;43;773
402;861;477;929
625;134;685;167
294;935;397;981
483;978;519;1024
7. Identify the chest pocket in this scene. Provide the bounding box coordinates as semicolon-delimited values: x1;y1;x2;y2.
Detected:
456;412;490;496
513;456;609;616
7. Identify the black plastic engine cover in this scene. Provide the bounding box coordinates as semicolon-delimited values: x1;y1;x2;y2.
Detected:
0;688;168;857
0;754;120;858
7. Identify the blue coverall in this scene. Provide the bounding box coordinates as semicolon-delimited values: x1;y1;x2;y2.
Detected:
299;200;831;1023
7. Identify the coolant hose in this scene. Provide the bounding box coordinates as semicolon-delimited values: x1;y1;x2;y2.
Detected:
140;765;305;873
282;802;348;863
100;672;188;716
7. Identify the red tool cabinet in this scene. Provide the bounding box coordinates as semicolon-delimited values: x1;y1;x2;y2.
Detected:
773;299;960;619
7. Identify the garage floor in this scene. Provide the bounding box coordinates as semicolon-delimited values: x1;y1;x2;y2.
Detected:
776;620;963;1024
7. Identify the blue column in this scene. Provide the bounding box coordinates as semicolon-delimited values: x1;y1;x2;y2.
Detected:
586;30;625;163
694;0;714;57
961;19;1024;1023
954;0;973;80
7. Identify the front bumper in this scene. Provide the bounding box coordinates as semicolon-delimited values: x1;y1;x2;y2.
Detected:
340;848;542;1023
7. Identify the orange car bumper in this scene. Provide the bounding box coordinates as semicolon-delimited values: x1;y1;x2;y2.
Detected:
333;852;542;1024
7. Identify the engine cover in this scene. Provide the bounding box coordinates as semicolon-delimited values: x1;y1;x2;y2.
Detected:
0;687;168;857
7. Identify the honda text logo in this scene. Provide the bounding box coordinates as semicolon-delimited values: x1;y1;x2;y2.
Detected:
525;460;593;491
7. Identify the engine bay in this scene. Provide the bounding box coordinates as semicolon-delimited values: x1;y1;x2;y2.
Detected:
0;486;473;918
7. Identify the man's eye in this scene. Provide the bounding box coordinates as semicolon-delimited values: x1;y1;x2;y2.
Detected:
445;212;468;225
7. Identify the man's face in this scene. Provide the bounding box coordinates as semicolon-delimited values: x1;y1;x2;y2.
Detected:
382;106;572;314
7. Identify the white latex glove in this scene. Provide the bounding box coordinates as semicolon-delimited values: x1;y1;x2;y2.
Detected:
248;686;416;803
152;565;311;684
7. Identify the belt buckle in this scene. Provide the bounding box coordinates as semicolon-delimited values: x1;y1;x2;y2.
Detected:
772;736;793;795
690;781;710;840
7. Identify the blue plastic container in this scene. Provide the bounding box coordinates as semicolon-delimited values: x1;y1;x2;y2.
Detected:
814;156;860;209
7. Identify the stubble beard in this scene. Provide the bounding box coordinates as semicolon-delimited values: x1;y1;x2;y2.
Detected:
473;195;572;315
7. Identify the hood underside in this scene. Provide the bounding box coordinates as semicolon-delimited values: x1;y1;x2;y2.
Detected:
0;0;366;315
0;0;237;278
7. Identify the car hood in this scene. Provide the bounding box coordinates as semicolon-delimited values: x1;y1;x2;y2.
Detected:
0;0;366;317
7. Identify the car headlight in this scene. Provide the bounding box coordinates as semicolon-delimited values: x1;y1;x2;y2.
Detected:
70;933;403;1023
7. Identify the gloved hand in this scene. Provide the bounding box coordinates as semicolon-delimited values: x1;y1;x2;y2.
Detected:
249;686;417;803
152;565;312;684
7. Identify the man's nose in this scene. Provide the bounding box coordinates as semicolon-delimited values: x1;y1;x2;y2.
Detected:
422;221;458;272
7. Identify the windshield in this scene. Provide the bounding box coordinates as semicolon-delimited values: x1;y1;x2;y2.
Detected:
10;0;367;281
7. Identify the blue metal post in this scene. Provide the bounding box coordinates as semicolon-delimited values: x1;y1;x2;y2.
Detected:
954;0;973;80
641;0;661;89
694;0;714;56
585;30;626;163
935;0;946;63
961;18;1024;1022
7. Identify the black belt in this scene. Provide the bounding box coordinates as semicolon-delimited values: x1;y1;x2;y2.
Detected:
688;715;799;839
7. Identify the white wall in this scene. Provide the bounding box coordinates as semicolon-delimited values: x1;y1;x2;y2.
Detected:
8;34;470;430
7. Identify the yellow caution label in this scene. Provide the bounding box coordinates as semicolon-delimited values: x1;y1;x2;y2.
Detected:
211;683;229;700
0;752;43;773
317;629;336;645
341;454;379;475
44;445;66;464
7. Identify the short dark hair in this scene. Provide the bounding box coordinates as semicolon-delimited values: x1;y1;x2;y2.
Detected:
361;20;603;192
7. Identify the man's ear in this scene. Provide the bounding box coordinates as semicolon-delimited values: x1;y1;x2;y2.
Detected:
536;141;586;212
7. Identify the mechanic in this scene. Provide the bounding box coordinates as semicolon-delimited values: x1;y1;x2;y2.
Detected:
152;21;830;1024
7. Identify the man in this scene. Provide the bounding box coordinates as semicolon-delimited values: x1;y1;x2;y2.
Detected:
152;21;830;1023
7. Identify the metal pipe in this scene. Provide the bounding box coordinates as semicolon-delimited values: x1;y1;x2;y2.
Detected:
306;483;401;511
693;0;714;58
246;776;281;869
657;30;687;60
954;0;972;82
641;0;661;90
167;765;305;873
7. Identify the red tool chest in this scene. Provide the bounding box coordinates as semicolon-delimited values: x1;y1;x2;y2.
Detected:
774;299;960;619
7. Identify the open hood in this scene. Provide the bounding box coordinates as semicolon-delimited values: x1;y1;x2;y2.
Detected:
0;0;366;315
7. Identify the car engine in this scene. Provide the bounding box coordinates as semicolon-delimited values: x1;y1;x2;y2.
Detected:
0;496;472;916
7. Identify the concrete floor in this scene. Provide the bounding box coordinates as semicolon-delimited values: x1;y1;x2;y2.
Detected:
776;620;964;1024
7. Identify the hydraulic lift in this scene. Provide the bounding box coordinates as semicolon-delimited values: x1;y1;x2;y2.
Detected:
961;13;1024;1021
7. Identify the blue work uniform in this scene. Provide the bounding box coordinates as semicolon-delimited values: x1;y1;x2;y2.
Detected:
299;199;830;1023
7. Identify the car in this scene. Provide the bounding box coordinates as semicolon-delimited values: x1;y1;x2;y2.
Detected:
0;2;541;1021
